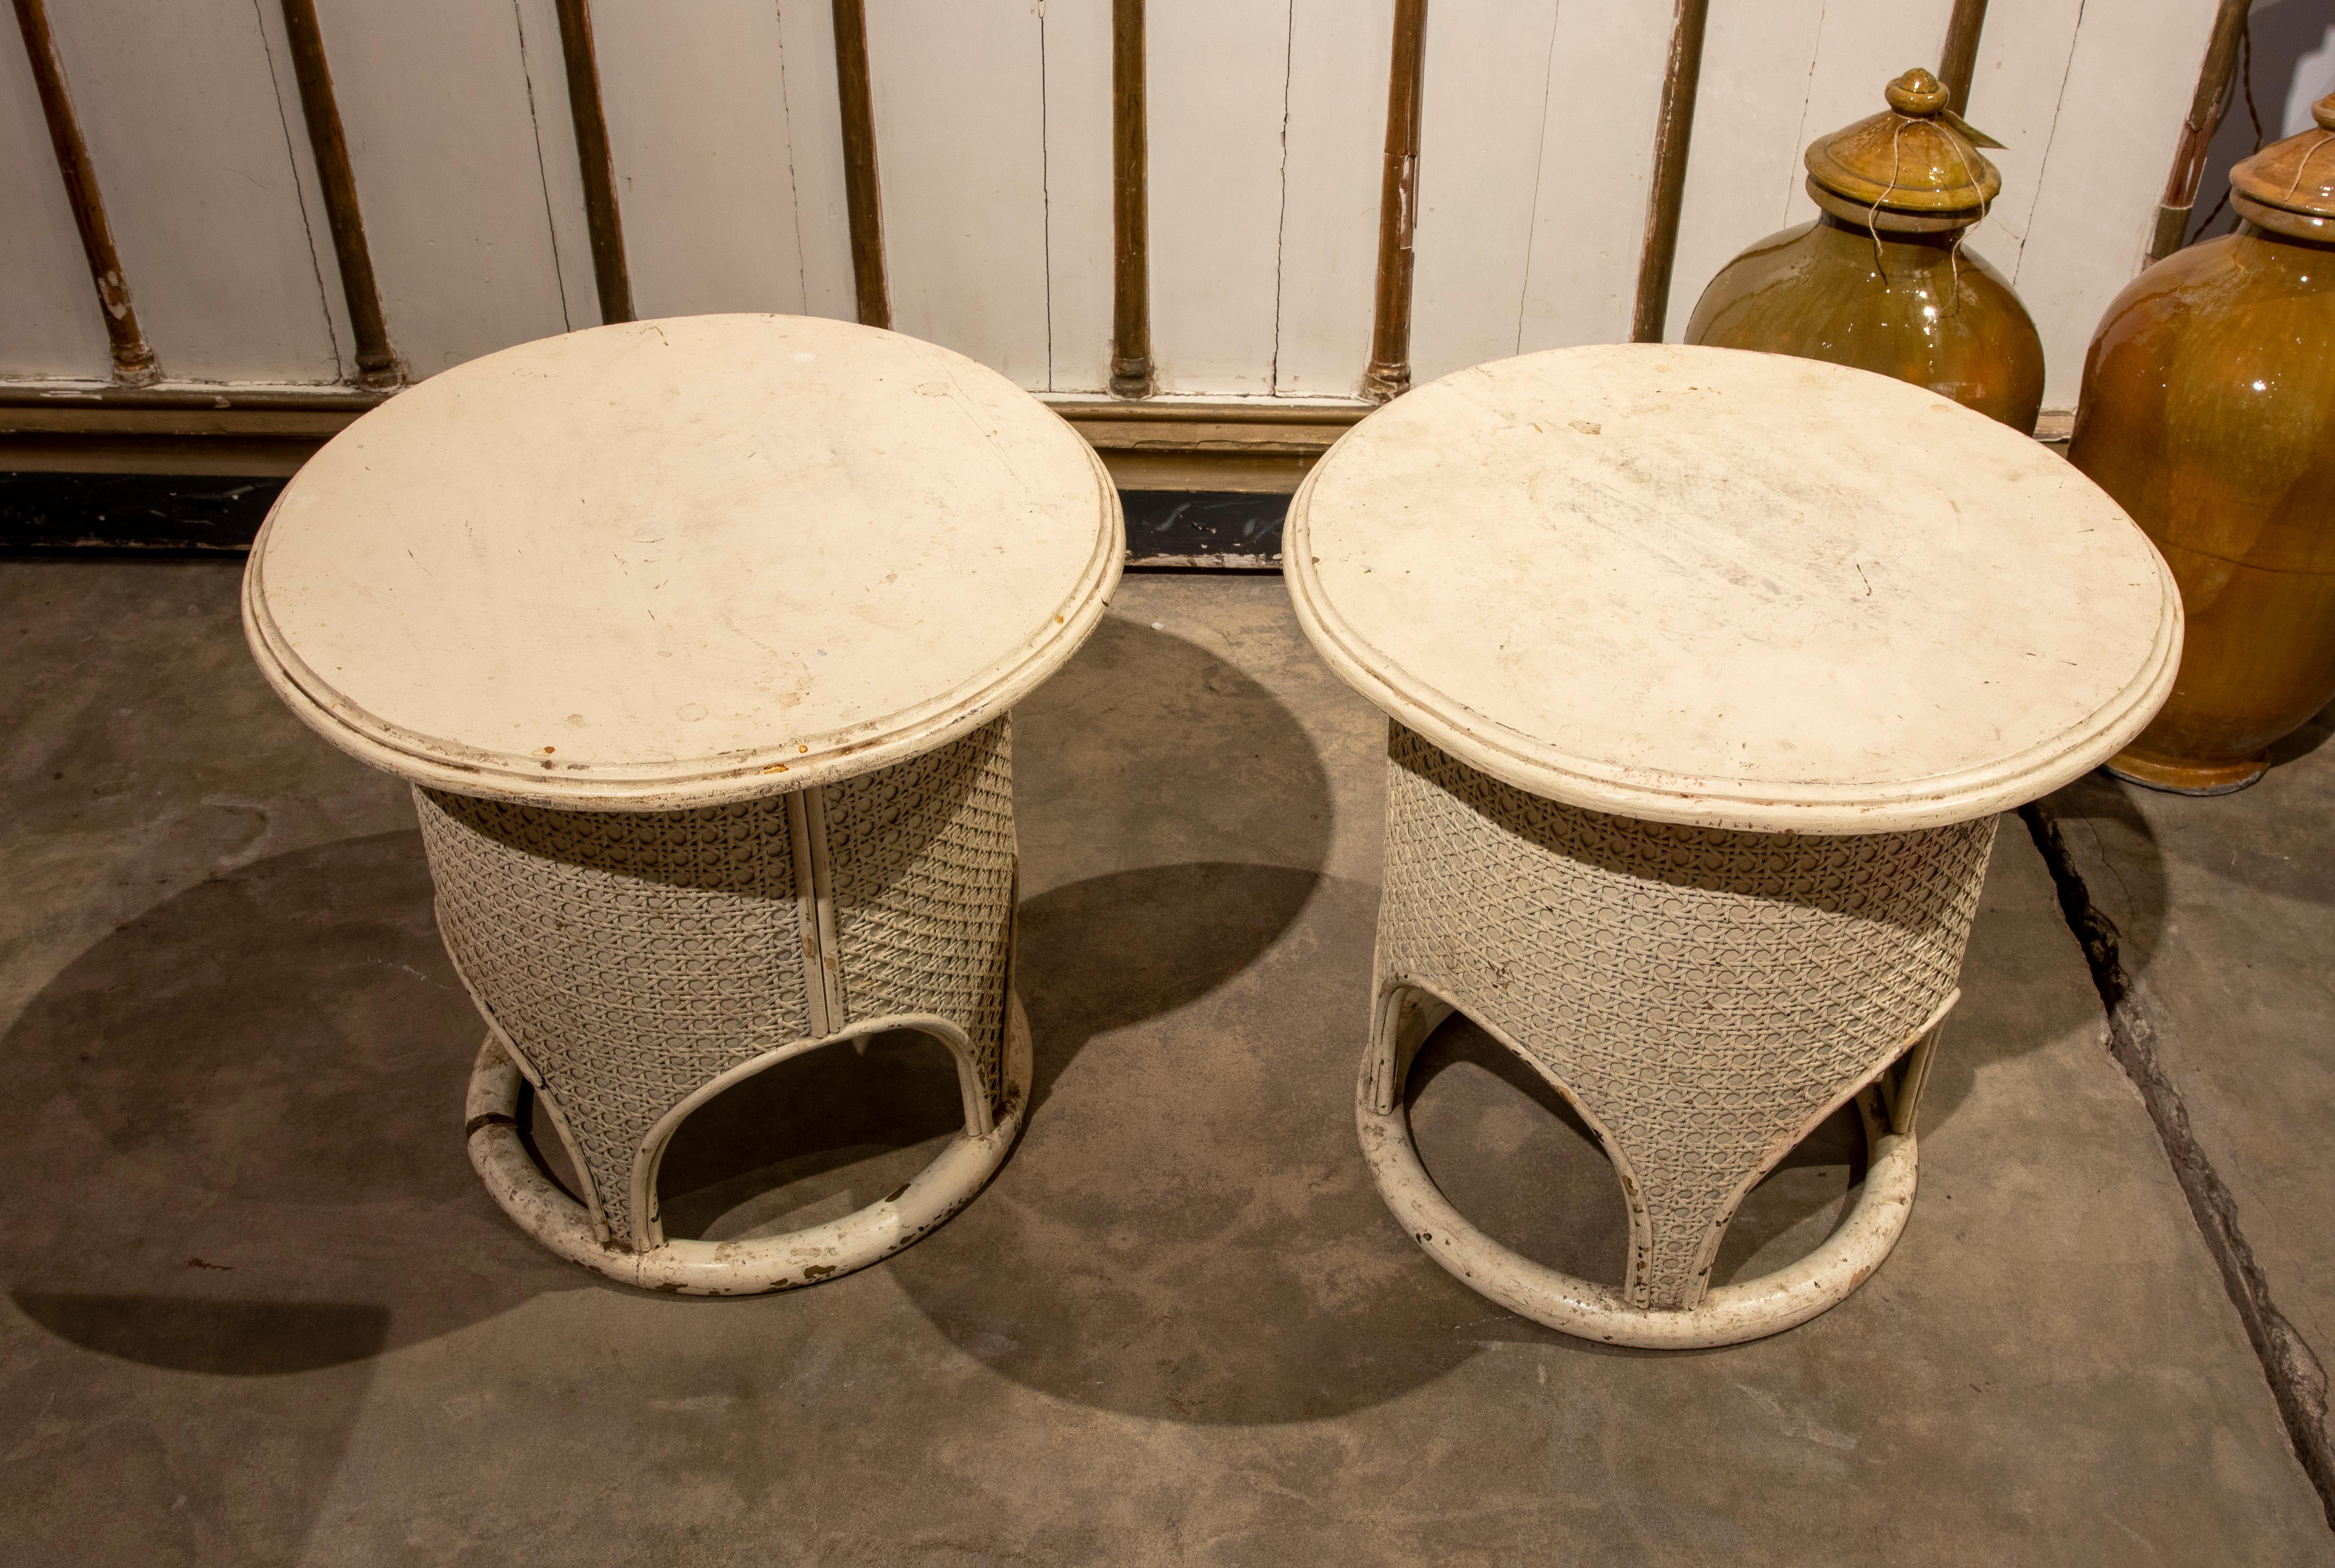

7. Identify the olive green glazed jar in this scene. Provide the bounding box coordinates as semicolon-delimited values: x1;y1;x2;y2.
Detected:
1686;68;2044;433
2071;94;2335;796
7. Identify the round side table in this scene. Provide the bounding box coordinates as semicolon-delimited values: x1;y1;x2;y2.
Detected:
1285;344;2179;1348
244;314;1120;1295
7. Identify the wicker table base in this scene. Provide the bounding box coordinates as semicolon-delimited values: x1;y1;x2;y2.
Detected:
1359;725;1994;1348
424;720;1028;1296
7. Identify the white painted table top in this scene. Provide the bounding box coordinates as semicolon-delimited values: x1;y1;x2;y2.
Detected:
1285;344;2180;834
244;315;1122;809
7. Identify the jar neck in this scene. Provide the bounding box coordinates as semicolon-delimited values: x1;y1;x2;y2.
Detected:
1816;211;1970;252
2236;219;2335;253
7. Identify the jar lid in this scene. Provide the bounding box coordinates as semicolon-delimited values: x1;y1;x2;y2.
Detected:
1803;68;2003;232
2230;93;2335;241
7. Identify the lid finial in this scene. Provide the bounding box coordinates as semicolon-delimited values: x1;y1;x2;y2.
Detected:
1885;69;1950;118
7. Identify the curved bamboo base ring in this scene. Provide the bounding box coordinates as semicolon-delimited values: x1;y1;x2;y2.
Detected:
465;990;1032;1296
2105;748;2267;796
1356;1050;1917;1350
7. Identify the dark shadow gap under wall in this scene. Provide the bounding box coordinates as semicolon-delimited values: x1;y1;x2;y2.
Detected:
0;473;1296;569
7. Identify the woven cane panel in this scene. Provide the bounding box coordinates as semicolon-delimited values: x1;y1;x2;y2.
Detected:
822;718;1017;1110
1378;725;1994;1308
416;789;810;1248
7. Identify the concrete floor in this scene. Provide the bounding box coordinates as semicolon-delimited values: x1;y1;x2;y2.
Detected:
3;558;2331;1566
2040;707;2335;1499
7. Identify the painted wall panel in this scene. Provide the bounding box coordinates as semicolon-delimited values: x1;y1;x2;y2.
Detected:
1410;0;1556;382
1661;0;1830;338
251;0;359;377
316;0;577;379
1041;0;1114;393
0;25;111;379
513;0;600;333
865;0;1050;388
1147;0;1291;395
593;0;805;320
775;0;856;322
2018;0;2225;408
45;0;341;382
1957;0;2088;285
1780;0;1958;229
1274;0;1392;397
1517;0;1672;353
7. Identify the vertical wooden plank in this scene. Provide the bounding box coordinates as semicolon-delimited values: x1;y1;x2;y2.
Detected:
1780;0;1957;229
1516;0;1673;353
2148;0;2251;262
1147;0;1290;395
1362;0;1428;402
590;0;806;320
514;0;600;328
314;0;578;376
1041;0;1113;393
831;0;889;328
2015;0;2225;410
1634;0;1713;341
1660;0;1826;339
278;0;399;386
42;0;341;382
1276;0;1393;397
1410;0;1557;383
0;10;111;378
863;0;1050;386
1955;0;2085;286
775;0;856;322
1940;0;1989;113
6;0;151;381
1108;0;1150;396
551;0;631;324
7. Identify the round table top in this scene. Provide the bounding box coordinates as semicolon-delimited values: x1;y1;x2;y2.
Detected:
244;315;1121;809
1285;344;2180;834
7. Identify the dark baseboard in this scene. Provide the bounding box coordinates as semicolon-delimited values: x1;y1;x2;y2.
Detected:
1119;490;1287;570
0;473;1293;570
0;472;288;555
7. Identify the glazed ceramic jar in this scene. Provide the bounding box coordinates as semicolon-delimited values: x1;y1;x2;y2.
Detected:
1686;68;2044;433
2070;94;2335;794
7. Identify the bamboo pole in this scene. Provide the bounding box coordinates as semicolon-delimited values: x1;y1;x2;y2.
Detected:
10;0;159;384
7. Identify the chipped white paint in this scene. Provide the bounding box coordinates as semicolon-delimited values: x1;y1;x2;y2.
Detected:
2013;0;2228;409
1273;0;1392;396
1517;0;1675;353
0;0;2244;415
1285;345;2180;833
865;0;1052;388
1360;1035;1927;1349
1782;0;1958;230
244;315;1122;808
1300;344;2179;1347
774;0;858;322
1955;0;2090;285
0;21;110;378
465;993;1032;1295
1146;0;1291;394
1410;0;1559;381
1660;0;1831;340
313;0;581;374
1039;0;1115;393
42;0;341;382
591;0;807;319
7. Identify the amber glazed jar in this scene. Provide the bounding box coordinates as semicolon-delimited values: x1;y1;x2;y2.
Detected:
1688;69;2044;432
2072;95;2335;794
